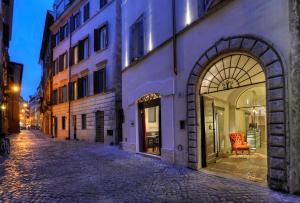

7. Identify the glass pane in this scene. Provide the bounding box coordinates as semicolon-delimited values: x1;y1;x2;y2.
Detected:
144;105;160;155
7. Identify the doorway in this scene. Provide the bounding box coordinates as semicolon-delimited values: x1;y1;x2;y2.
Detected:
95;111;104;143
138;94;161;156
54;117;58;137
198;53;268;184
72;115;77;140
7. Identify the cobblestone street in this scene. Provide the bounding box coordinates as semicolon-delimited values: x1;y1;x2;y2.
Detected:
0;130;299;202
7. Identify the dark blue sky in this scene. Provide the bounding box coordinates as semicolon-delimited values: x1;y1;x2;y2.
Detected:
9;0;54;101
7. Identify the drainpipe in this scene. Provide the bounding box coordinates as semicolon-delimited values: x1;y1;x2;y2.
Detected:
68;20;72;140
172;0;177;75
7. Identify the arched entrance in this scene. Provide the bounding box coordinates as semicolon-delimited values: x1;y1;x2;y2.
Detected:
187;36;288;191
199;53;267;183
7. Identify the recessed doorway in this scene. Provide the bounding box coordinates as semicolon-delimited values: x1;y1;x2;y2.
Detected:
199;53;267;184
138;93;161;156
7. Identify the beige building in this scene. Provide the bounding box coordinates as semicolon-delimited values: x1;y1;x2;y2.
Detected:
50;0;122;143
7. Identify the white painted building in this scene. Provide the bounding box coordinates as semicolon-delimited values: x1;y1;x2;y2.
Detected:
121;0;299;193
50;0;122;144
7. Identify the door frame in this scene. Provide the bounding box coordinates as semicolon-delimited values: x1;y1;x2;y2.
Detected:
138;98;162;155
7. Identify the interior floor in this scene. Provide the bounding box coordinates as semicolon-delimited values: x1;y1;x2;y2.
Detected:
205;144;267;184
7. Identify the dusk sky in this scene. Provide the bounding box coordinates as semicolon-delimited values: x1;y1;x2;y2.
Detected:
9;0;54;101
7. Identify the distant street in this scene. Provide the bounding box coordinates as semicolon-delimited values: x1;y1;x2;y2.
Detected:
0;130;298;202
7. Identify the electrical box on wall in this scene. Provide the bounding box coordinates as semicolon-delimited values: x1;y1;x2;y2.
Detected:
180;120;186;130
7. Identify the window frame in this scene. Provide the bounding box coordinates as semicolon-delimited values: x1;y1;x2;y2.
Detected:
81;114;87;130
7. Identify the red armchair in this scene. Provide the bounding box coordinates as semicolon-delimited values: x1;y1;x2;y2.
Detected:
229;132;250;155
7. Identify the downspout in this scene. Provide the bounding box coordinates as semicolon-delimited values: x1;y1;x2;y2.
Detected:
172;0;177;75
68;21;72;140
172;0;177;164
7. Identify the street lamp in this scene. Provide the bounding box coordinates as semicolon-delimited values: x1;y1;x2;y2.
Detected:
23;103;28;108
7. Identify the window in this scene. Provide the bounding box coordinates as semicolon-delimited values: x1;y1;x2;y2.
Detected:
59;52;68;72
62;116;66;130
100;0;108;9
53;89;58;105
78;37;89;61
53;59;59;76
56;33;60;45
83;3;90;22
59;85;68;103
81;114;87;129
198;0;223;16
94;24;108;52
93;68;106;94
78;75;88;99
70;45;79;66
70;38;88;66
60;23;69;41
70;81;78;101
70;11;81;32
130;16;144;62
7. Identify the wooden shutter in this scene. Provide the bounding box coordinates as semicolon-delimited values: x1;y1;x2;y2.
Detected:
59;54;64;72
51;34;56;48
78;40;84;61
69;82;73;101
69;47;74;66
137;19;144;58
84;3;90;22
78;78;83;99
94;28;100;52
105;25;109;48
93;71;100;94
129;25;135;62
70;16;75;33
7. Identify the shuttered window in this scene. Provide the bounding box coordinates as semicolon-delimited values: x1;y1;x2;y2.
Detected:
83;3;90;22
70;12;81;33
70;45;79;66
53;89;58;105
100;0;108;9
78;76;88;99
69;81;78;101
94;24;108;52
58;52;67;72
130;15;144;62
198;0;224;16
81;114;87;129
93;68;106;94
62;116;66;130
59;23;69;42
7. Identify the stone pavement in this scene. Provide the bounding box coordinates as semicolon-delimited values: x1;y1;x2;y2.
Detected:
0;130;299;202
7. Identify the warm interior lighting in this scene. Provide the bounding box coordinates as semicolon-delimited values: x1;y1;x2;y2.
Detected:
12;85;20;92
23;103;28;108
1;104;6;110
21;109;25;113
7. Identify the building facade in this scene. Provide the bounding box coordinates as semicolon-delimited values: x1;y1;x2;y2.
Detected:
50;0;122;143
6;61;23;133
0;0;15;134
121;0;300;194
40;11;54;137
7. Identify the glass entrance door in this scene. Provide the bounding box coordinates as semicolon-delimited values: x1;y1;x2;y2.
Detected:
138;98;161;156
203;96;216;164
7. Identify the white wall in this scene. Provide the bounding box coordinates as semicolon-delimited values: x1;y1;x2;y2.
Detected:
122;0;290;166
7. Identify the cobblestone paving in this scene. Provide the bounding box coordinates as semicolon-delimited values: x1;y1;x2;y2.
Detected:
0;130;299;202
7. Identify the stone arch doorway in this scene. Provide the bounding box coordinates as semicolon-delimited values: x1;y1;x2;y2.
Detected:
187;35;288;191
